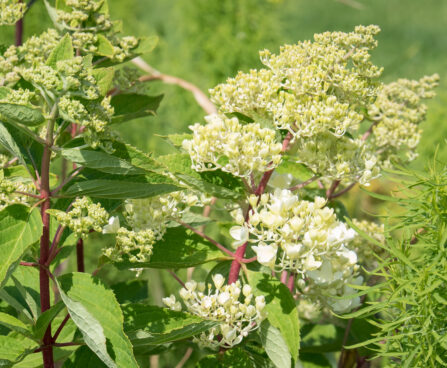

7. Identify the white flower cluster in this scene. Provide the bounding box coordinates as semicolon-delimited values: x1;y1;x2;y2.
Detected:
103;227;155;263
0;0;26;25
125;190;211;240
182;114;283;178
48;196;108;236
210;25;381;139
230;189;362;313
163;274;266;349
368;74;439;162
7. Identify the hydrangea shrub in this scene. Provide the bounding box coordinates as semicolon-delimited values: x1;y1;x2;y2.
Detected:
0;1;439;367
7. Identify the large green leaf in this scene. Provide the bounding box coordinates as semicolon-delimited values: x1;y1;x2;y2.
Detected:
247;271;300;361
57;272;138;368
0;334;38;367
260;320;292;368
60;148;146;175
0;104;44;126
110;94;163;124
46;33;74;68
276;156;315;181
109;141;164;172
64;175;179;199
114;227;226;269
0;205;42;288
122;303;217;350
158;153;245;199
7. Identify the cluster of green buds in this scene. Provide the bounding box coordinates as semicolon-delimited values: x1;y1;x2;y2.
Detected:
53;0;142;61
163;274;266;349
0;0;26;26
124;190;212;239
182;114;283;178
368;74;439;163
0;170;35;210
103;227;155;263
48;196;108;236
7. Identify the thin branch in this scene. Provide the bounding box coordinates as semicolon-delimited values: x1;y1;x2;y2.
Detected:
361;122;377;141
14;191;41;199
52;314;70;343
330;182;357;199
20;261;39;267
177;220;235;258
280;270;288;284
2;157;18;169
287;273;295;293
51;166;84;195
289;175;319;191
175;347;193;368
168;270;186;288
133;57;217;115
241;256;257;264
338;318;354;368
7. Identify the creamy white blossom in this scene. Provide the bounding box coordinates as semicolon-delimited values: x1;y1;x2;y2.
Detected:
163;275;266;349
183;114;282;178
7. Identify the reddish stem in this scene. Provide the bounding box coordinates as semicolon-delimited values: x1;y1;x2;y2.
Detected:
39;144;54;368
52;314;70;343
287;273;295;293
76;238;85;272
326;180;341;200
20;261;39;267
228;132;294;284
280;270;288;284
15;1;23;46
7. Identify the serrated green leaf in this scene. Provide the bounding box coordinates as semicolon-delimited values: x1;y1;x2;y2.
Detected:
57;272;138;368
247;271;300;361
46;33;74;68
64;177;179;199
92;67;115;96
122;304;217;348
260;320;291;368
0;334;38;367
113;227;226;269
0;104;45;126
60;148;145;175
0;205;42;288
110;93;163;124
159;153;245;199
